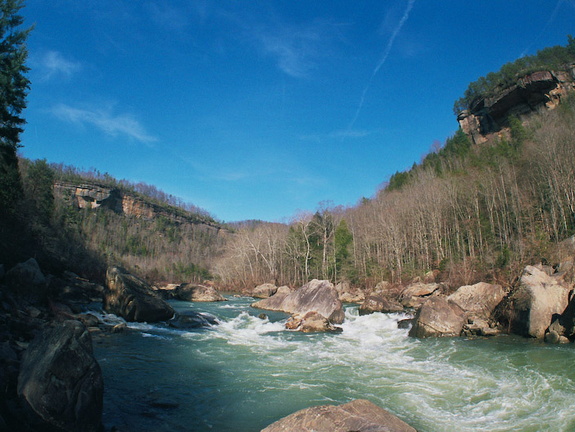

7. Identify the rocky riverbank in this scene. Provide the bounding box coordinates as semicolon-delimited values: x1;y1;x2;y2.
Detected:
3;238;575;431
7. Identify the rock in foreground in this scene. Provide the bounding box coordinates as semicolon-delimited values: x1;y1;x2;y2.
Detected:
261;399;416;432
104;266;174;322
17;320;103;432
252;279;344;324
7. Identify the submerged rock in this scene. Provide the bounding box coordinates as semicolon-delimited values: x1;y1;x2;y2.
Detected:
261;399;416;432
169;311;218;329
104;266;175;322
17;320;103;432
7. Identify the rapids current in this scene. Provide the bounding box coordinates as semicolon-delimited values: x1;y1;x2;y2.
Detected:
92;297;575;431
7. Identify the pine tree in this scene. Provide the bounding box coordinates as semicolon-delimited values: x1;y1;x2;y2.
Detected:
0;0;31;218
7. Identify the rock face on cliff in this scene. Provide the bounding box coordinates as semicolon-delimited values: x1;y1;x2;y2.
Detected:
252;279;345;324
262;399;416;432
457;67;575;144
54;181;221;230
104;266;175;322
17;320;103;432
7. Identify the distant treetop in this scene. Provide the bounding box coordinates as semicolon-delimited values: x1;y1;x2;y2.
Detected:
453;36;575;115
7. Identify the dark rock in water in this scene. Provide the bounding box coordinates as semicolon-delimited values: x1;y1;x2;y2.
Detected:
104;266;174;322
397;318;413;329
258;313;268;320
17;320;104;432
262;399;416;432
175;283;226;302
148;398;180;410
112;323;127;333
252;279;344;324
169;311;218;329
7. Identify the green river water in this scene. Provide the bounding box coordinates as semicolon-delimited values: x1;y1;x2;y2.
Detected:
92;297;575;432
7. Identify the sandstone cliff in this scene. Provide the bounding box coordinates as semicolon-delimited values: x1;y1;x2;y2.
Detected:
457;65;575;144
54;180;221;230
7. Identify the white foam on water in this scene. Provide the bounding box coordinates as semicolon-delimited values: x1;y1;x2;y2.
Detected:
96;298;575;431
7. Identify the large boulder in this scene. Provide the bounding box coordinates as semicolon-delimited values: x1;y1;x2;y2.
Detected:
359;295;403;315
252;283;278;299
506;265;571;338
4;258;47;301
262;399;416;432
104;266;175;322
175;283;226;302
409;296;466;338
335;281;365;303
447;282;505;320
409;282;505;338
17;320;103;432
399;282;439;308
50;272;104;304
252;279;344;324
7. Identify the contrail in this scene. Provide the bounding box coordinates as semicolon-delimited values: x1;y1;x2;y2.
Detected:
520;0;562;58
349;0;416;130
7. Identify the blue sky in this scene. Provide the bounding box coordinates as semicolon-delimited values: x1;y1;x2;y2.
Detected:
20;0;575;222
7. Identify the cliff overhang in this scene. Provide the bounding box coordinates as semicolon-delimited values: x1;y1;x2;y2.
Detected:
457;65;575;144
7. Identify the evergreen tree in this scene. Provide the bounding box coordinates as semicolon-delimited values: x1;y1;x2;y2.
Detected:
0;0;31;218
334;219;353;281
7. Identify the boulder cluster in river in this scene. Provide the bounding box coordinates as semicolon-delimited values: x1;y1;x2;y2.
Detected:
2;239;575;431
249;239;575;344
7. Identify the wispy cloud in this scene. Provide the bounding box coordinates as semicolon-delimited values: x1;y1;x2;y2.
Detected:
349;0;416;130
257;29;319;78
249;18;338;78
37;51;82;80
520;0;563;57
51;103;157;144
299;128;374;143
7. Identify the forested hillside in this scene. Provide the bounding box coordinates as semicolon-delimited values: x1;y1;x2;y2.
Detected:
5;34;574;292
8;160;227;283
215;40;575;291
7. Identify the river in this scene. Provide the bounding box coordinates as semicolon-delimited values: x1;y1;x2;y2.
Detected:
92;296;575;431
